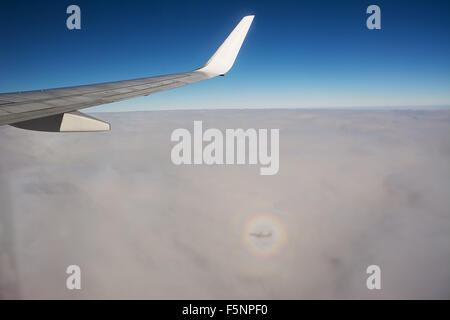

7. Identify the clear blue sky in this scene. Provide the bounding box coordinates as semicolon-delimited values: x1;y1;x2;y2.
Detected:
1;0;449;110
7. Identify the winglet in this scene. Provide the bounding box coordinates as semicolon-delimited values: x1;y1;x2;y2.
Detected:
197;15;254;76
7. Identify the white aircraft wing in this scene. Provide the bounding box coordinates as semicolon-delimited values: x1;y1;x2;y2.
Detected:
0;15;254;132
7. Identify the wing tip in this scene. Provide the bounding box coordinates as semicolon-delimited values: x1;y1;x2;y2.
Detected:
197;15;255;77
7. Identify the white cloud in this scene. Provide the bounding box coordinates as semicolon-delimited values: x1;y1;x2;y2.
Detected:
0;109;449;299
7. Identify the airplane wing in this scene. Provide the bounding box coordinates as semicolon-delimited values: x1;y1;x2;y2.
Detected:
0;15;254;132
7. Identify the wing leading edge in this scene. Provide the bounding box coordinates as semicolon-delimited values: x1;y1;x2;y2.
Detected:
0;15;254;132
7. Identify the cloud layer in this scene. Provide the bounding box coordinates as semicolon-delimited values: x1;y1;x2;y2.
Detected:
1;109;449;299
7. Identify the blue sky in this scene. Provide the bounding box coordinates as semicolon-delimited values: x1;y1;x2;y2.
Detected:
1;0;449;110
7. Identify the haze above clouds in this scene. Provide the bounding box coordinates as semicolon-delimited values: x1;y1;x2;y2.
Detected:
1;109;449;299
